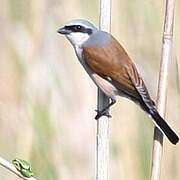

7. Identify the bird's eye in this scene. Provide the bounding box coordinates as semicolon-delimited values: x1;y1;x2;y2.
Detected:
75;25;82;31
77;25;81;29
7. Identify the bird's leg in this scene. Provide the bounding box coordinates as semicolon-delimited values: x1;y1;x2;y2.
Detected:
95;98;116;120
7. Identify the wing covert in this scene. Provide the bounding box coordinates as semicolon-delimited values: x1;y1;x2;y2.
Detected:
82;32;155;108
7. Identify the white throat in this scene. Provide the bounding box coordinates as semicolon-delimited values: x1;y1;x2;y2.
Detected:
66;32;90;47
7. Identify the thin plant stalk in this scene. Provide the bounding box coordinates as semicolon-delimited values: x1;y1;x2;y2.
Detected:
150;0;175;180
96;0;111;180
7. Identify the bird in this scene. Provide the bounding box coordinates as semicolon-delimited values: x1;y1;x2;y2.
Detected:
57;19;179;144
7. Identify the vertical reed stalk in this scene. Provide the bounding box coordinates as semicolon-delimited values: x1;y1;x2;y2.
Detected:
96;1;111;180
151;0;175;180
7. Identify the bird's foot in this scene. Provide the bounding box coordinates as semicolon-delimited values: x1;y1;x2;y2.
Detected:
95;109;112;120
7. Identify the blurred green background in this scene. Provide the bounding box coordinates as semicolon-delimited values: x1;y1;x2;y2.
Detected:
0;0;180;179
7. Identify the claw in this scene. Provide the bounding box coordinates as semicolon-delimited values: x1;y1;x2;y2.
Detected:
94;98;116;120
95;109;112;120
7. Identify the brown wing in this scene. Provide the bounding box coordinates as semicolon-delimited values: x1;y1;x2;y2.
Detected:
82;34;155;108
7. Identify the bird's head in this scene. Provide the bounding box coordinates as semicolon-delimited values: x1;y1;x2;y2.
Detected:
57;19;98;47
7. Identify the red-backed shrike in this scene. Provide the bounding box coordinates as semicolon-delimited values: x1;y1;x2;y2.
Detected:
57;19;179;144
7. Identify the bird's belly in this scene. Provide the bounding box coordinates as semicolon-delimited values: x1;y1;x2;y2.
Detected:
91;73;118;98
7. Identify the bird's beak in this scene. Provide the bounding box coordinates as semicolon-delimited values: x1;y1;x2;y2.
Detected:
57;27;70;35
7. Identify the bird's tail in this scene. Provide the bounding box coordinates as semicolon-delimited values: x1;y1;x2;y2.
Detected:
149;108;179;145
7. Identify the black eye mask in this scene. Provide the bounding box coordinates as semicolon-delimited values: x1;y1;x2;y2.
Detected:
65;25;92;35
